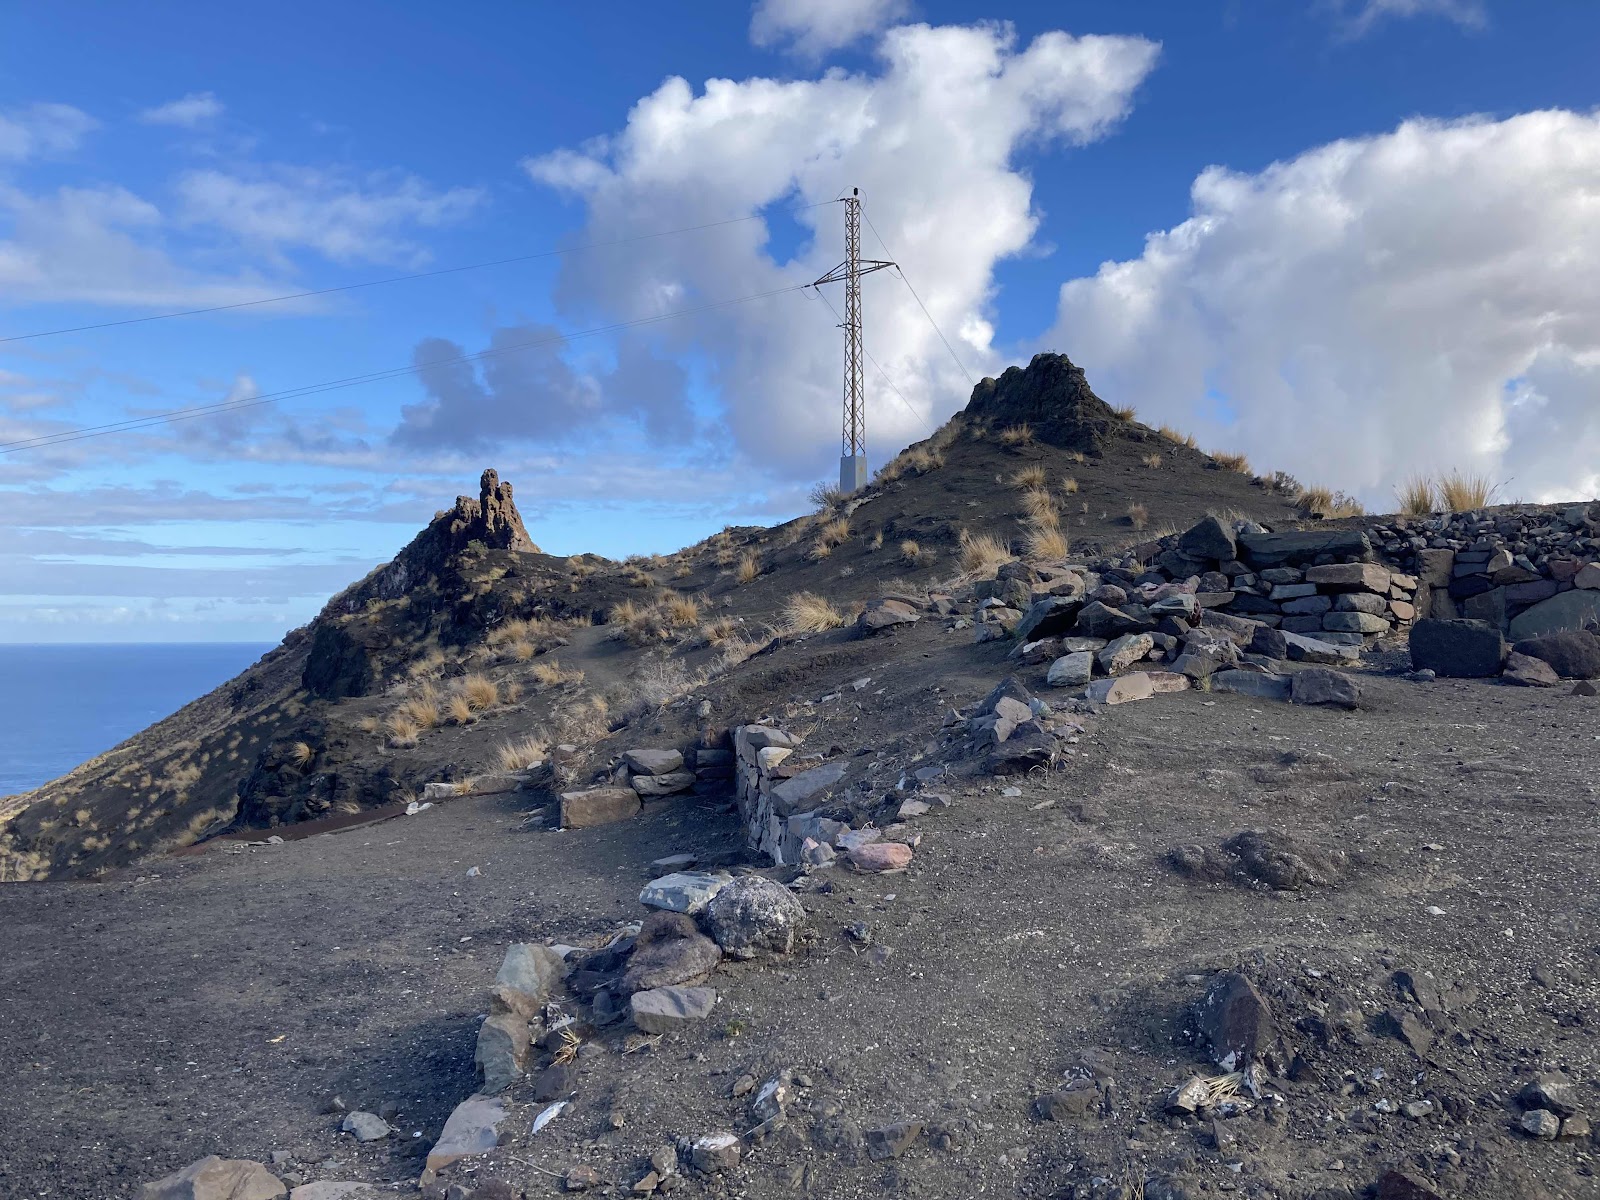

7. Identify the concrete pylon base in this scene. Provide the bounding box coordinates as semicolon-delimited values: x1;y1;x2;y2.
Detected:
839;455;868;495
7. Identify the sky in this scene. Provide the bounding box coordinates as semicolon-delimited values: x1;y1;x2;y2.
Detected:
2;0;1599;642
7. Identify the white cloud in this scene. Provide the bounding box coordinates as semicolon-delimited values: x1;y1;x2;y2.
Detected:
1045;110;1600;506
1337;0;1486;35
138;91;225;128
175;165;484;265
0;103;96;162
524;21;1159;479
750;0;911;56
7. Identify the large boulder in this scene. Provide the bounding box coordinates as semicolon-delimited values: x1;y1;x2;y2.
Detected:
1507;589;1600;640
1290;668;1361;709
1178;515;1236;563
700;875;807;959
1511;630;1600;679
138;1158;285;1200
1013;595;1083;642
1193;971;1284;1073
1409;618;1505;678
622;910;722;991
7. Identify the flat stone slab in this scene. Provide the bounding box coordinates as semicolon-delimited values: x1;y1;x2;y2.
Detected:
1508;589;1600;641
623;748;683;775
631;985;716;1033
1211;670;1292;701
290;1184;379;1200
1085;673;1154;705
639;871;732;914
560;787;641;829
426;1095;507;1174
631;771;696;796
770;760;847;817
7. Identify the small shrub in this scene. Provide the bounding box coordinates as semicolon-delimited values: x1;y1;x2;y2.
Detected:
1438;470;1495;512
1126;502;1150;530
1298;485;1366;519
1011;464;1047;490
496;734;547;773
357;715;380;735
997;423;1035;447
1111;404;1137;421
1212;450;1251;474
395;693;439;731
958;528;1011;576
736;551;760;585
809;480;847;511
868;531;884;551
1397;475;1438;515
1061;476;1080;494
623;566;653;588
1141;452;1163;469
782;591;846;635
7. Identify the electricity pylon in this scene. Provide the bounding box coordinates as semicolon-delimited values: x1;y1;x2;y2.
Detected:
812;188;895;494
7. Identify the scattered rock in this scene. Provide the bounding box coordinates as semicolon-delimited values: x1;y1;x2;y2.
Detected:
1178;515;1236;562
1409;618;1506;677
1194;971;1282;1072
426;1095;508;1175
638;871;732;914
1086;673;1155;705
631;771;697;797
622;910;722;992
1503;651;1560;687
1512;630;1600;679
1046;651;1094;688
630;985;716;1034
866;1121;923;1161
850;842;913;872
474;1012;531;1094
1290;667;1361;709
623;749;683;775
491;943;565;1018
339;1110;391;1142
1037;1078;1100;1120
688;1133;741;1173
1561;1114;1592;1140
288;1185;378;1200
564;1166;602;1191
1508;588;1600;640
1097;633;1154;675
1374;1168;1444;1200
1520;1108;1561;1139
1520;1071;1580;1117
1210;669;1291;701
138;1157;286;1200
560;787;642;829
701;875;807;959
1221;829;1348;890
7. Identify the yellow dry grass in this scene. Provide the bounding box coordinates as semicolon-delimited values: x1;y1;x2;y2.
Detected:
386;714;421;747
997;423;1035;447
664;594;700;627
1127;502;1150;530
700;615;740;644
736;551;760;585
1141;452;1163;469
781;591;846;635
496;733;547;773
1396;475;1438;515
1438;470;1495;512
818;516;851;547
1011;465;1047;490
900;539;935;568
1061;475;1079;495
1020;488;1057;523
289;741;314;769
460;673;499;711
1212;450;1251;475
530;659;584;689
1024;520;1070;562
444;693;475;725
958;528;1011;576
1111;404;1137;421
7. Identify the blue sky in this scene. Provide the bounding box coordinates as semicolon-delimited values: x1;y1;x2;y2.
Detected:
2;0;1599;641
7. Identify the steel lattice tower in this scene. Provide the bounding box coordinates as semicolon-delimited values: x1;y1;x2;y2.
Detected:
813;189;894;494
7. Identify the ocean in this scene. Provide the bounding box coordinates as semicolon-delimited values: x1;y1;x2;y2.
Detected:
0;643;274;797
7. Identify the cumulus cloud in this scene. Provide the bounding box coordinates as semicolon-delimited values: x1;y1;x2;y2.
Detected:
750;0;911;56
175;165;484;266
1334;0;1487;35
1046;110;1600;505
0;102;96;162
138;91;225;128
523;21;1159;479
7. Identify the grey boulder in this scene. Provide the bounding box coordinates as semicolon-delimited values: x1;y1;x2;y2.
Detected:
701;875;807;959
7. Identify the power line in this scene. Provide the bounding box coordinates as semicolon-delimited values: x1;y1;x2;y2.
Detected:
0;201;839;345
1;283;812;454
810;286;932;438
861;209;976;387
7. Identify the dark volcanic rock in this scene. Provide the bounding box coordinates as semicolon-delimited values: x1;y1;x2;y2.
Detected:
1408;618;1505;678
1238;528;1372;568
1178;515;1237;563
1290;667;1361;709
963;352;1118;455
1512;631;1600;679
1194;971;1283;1072
621;911;721;993
1221;829;1348;890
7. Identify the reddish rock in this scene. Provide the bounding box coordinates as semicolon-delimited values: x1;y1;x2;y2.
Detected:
850;842;913;872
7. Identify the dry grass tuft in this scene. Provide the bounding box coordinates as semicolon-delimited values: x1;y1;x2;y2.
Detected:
623;566;654;588
997;423;1035;447
1438;470;1496;512
460;673;499;711
1061;475;1080;495
700;614;740;644
444;693;475;725
868;531;884;551
1158;424;1198;448
530;659;584;689
900;539;935;568
1111;404;1137;421
1212;450;1251;475
958;528;1011;576
1011;464;1047;490
289;741;314;769
1020;488;1057;524
386;714;421;748
1396;474;1438;515
818;516;851;547
496;734;547;773
1141;452;1163;469
1067;449;1087;465
807;539;833;561
664;594;700;627
1126;502;1150;530
1024;519;1070;562
781;591;846;635
1300;485;1366;519
736;550;760;585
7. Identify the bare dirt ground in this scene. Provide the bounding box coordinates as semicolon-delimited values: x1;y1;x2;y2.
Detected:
4;641;1598;1199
